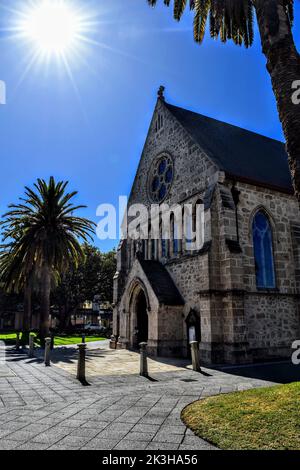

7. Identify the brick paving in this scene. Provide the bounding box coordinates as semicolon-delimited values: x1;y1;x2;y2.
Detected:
0;345;277;450
46;343;196;377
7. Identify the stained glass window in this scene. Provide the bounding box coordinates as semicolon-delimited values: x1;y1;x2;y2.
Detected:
161;239;167;257
152;176;159;192
158;159;167;174
252;211;275;288
159;184;166;200
151;239;156;260
172;217;179;255
165;167;173;183
185;213;194;250
149;155;174;203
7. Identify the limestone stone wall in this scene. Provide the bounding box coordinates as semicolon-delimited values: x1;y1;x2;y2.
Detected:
195;179;300;363
166;255;209;309
114;98;220;357
114;96;300;364
235;181;300;293
244;294;300;358
227;180;300;358
128;99;218;210
157;305;184;357
165;253;210;356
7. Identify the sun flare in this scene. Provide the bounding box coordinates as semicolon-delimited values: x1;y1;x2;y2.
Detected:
5;1;121;102
18;0;86;58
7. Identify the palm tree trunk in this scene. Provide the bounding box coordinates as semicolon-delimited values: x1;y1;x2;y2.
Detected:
21;283;32;345
39;266;51;346
254;0;300;201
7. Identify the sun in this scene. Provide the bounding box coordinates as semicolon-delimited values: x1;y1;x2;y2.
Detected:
5;1;106;102
19;0;85;58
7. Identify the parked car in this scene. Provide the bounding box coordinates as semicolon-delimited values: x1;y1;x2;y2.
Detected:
83;323;106;333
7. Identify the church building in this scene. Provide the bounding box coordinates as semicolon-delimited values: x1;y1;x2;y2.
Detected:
112;88;300;365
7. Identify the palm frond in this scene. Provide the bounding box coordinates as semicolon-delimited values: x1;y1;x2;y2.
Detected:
0;177;96;293
147;0;295;48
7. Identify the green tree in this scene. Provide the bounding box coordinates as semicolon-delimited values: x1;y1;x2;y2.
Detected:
98;250;117;303
52;244;116;328
0;177;95;343
147;1;300;201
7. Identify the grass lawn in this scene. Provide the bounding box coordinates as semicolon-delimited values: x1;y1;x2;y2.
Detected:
181;382;300;450
0;333;17;341
52;335;106;346
0;332;106;346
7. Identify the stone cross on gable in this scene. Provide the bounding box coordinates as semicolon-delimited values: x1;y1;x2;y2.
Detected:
157;85;165;101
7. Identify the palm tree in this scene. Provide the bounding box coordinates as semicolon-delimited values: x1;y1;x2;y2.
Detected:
0;177;95;343
147;1;300;202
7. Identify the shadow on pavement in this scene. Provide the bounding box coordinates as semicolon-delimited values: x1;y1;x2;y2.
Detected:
217;361;300;384
5;346;103;365
10;348;298;385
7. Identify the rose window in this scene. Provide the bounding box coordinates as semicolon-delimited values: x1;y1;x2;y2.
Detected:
148;155;174;202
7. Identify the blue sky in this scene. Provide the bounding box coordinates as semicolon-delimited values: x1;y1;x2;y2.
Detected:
0;0;299;252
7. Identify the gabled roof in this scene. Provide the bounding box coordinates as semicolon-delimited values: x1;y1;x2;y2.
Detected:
165;102;293;193
139;259;184;306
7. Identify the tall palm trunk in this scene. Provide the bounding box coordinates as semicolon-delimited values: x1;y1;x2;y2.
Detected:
254;0;300;201
22;283;32;345
39;266;51;346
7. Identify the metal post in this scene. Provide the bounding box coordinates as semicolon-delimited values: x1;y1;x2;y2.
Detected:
28;333;35;358
190;341;201;372
44;337;51;367
139;342;148;377
77;343;87;382
15;331;20;351
82;333;86;344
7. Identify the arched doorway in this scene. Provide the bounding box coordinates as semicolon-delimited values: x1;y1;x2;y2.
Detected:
136;290;148;344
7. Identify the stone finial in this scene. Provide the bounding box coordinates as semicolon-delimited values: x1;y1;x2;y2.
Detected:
157;85;165;101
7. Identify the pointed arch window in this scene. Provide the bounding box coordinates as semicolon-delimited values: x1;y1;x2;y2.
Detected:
185;199;203;251
151;239;156;260
161;238;167;258
184;205;194;251
252;211;276;289
171;213;179;255
160;221;168;258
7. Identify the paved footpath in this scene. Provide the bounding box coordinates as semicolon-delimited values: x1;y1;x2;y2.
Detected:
0;345;277;451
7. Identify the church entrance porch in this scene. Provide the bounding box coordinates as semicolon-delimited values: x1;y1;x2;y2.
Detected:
115;259;185;357
127;281;185;357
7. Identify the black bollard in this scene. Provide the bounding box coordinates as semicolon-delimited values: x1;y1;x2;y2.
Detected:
77;343;87;383
139;342;148;377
